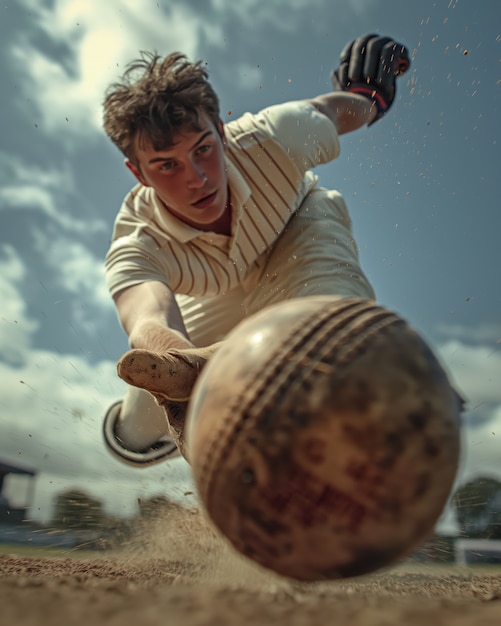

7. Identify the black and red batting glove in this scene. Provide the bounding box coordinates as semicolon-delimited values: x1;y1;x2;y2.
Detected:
332;34;411;124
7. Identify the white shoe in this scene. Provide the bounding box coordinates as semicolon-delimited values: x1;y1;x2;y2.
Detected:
102;400;180;467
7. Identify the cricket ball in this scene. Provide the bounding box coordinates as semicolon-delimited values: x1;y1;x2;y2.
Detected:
186;296;461;581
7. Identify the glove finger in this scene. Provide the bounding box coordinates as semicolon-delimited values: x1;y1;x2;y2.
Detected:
338;39;355;65
347;33;380;83
375;41;401;92
363;36;394;83
394;45;411;75
338;62;351;88
334;38;356;89
331;68;344;91
376;41;410;93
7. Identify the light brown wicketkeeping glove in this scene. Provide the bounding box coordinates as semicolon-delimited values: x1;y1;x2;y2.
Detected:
117;343;221;460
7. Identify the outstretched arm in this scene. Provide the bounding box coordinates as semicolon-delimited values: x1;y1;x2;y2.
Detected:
114;280;194;352
113;281;220;459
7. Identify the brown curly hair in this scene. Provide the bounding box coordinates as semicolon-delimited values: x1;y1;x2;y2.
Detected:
103;52;220;164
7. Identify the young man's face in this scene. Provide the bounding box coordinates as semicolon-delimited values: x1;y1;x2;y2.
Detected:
126;114;229;233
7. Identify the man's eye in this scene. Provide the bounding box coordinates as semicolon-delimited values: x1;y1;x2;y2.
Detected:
197;144;211;155
160;161;175;170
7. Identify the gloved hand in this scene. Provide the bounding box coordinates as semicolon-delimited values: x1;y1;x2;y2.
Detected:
332;34;411;124
117;343;221;460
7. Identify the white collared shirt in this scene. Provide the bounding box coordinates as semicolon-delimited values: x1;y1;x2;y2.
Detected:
105;100;340;298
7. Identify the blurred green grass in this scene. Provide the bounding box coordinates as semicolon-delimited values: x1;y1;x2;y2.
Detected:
0;542;109;559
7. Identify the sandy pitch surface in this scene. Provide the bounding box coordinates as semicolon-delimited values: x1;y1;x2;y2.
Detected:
1;508;500;626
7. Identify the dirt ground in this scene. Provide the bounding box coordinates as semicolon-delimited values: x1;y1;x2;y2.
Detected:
1;508;500;626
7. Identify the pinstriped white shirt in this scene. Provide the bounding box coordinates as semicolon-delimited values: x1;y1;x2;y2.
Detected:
105;100;340;298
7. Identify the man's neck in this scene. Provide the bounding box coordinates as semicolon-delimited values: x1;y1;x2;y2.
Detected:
208;201;232;236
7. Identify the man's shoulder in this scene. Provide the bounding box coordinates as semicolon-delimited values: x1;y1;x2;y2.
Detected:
121;183;155;215
225;101;315;138
225;100;339;167
111;184;157;240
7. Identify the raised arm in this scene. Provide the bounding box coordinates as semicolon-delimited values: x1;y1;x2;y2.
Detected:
311;33;410;135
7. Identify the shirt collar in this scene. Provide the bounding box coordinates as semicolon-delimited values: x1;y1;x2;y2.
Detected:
225;154;251;208
149;190;200;243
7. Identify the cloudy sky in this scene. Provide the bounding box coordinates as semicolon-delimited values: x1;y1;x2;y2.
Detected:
0;0;499;531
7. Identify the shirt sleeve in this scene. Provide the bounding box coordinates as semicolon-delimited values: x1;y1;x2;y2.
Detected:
105;232;172;297
255;101;341;171
105;189;174;297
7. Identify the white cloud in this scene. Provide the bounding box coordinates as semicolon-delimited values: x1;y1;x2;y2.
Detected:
0;188;111;345
455;407;501;492
0;154;74;193
348;0;379;15
437;339;501;408
29;231;115;335
437;322;501;345
12;0;207;138
233;63;264;91
0;246;39;365
0;153;106;234
34;234;111;306
0;164;114;346
211;0;326;30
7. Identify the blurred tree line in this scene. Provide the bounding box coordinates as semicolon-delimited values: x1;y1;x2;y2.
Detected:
50;489;134;549
52;489;106;531
48;489;190;550
454;476;501;539
413;475;501;563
